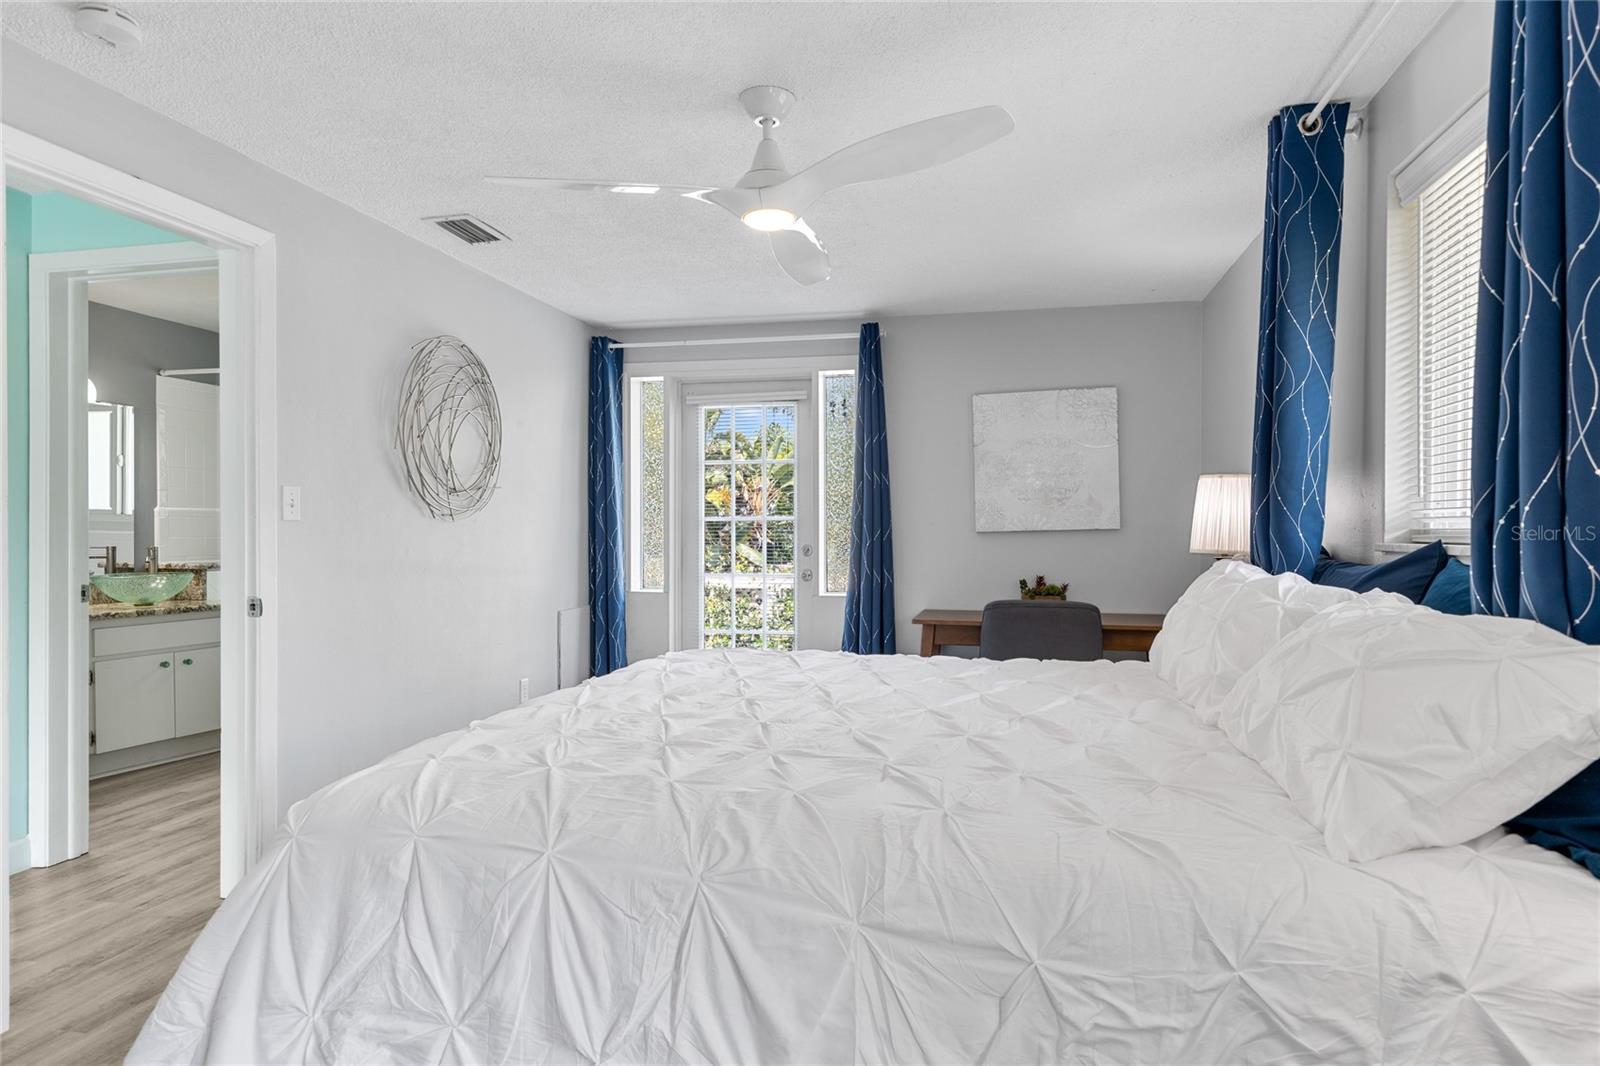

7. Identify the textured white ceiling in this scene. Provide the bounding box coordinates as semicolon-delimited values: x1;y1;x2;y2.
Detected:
3;1;1450;328
89;270;219;332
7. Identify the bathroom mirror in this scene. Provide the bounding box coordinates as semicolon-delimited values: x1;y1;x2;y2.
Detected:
87;399;135;516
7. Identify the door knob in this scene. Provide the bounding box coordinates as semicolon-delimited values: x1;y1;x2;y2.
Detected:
801;568;814;582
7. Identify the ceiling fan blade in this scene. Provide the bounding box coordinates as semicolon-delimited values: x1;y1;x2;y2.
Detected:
770;220;830;286
485;176;717;197
773;105;1014;214
692;186;762;219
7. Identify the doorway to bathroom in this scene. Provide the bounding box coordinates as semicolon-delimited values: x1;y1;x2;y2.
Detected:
1;125;280;1039
22;230;224;872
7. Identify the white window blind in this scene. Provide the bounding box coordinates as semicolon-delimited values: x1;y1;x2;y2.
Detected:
1413;142;1486;535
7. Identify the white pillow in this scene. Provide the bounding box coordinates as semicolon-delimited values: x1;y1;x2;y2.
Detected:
1150;560;1405;723
1218;599;1600;862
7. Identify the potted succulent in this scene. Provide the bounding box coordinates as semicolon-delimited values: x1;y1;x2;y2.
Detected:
1018;575;1068;600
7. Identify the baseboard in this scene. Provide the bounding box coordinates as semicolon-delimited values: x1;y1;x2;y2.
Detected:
90;731;220;780
8;835;32;875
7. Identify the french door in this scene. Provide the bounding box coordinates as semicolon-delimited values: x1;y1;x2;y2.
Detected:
678;386;826;650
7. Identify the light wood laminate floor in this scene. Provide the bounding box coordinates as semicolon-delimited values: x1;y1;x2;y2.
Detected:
3;754;220;1065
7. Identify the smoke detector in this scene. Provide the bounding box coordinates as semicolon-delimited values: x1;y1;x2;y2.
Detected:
72;4;143;52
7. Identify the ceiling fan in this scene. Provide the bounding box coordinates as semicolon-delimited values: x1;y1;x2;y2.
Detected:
486;86;1014;286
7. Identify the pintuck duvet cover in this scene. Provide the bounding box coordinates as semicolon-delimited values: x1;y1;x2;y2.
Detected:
131;650;1600;1065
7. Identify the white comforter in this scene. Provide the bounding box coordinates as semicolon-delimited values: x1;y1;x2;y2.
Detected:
132;650;1600;1064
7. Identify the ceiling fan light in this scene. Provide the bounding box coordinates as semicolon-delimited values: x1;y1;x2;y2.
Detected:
609;185;660;194
741;207;797;232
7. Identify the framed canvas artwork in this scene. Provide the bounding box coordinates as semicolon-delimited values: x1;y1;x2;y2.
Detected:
972;386;1121;531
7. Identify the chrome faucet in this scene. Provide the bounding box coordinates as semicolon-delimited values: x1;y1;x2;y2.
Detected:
89;545;118;575
145;545;160;573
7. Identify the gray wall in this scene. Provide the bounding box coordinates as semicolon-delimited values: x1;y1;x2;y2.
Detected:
1199;234;1260;474
6;42;591;820
621;304;1211;658
87;302;219;561
885;305;1209;641
1199;0;1492;561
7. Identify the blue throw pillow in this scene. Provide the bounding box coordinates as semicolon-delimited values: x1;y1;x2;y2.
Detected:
1508;760;1600;878
1420;558;1472;615
1311;541;1448;603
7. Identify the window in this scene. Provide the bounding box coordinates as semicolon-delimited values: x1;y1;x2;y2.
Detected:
1385;102;1487;547
629;377;665;591
1415;143;1486;535
699;404;796;649
819;370;856;595
87;395;134;515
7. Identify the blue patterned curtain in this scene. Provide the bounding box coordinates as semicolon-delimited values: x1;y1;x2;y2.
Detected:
588;337;627;675
1250;102;1351;577
1471;0;1600;644
842;323;896;654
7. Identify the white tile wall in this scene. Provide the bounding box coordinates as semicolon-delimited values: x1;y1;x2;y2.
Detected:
155;377;221;563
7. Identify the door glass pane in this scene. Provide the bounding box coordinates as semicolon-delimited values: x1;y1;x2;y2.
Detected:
704;464;731;516
765;518;795;573
765;405;796;459
734;465;763;515
704;520;731;572
704;408;731;460
766;462;795;515
731;407;762;460
700;403;799;651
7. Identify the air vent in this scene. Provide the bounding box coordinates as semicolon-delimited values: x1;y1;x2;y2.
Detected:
426;214;508;245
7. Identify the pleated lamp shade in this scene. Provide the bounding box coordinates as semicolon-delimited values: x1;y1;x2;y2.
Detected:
1190;474;1251;556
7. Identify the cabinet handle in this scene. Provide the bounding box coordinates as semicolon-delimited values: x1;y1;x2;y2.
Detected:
159;661;171;668
182;658;193;666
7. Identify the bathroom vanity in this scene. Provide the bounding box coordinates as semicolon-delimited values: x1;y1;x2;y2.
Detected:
90;605;221;777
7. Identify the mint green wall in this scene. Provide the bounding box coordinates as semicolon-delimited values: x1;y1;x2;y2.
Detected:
7;188;32;847
7;188;184;847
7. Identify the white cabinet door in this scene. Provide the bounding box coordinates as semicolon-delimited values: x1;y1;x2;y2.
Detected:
174;645;222;737
94;653;176;753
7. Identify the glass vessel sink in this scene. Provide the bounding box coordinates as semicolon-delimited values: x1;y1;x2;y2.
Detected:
91;571;194;606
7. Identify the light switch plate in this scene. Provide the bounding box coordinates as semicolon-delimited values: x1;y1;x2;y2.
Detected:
282;485;302;521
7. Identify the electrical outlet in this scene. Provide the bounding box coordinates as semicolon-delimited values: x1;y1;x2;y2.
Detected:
282;485;302;522
519;677;530;703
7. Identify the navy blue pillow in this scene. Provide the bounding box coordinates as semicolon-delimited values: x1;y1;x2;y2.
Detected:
1420;558;1472;615
1508;760;1600;878
1311;541;1448;603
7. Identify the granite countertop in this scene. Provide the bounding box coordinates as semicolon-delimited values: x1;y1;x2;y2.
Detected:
89;600;221;622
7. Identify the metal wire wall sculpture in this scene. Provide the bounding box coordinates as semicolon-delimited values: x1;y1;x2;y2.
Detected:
395;335;503;520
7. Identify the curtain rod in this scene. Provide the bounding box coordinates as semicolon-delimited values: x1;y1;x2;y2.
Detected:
614;331;863;349
158;367;221;377
1297;0;1400;135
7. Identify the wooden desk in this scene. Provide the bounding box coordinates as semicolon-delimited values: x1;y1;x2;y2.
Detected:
912;608;1164;657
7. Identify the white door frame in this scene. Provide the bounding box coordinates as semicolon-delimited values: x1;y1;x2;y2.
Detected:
4;127;279;925
627;354;854;653
675;386;818;651
620;355;857;646
29;242;220;870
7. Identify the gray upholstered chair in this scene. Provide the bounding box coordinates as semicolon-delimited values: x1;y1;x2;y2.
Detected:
978;600;1104;661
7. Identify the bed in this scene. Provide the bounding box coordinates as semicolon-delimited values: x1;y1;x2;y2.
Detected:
131;647;1599;1064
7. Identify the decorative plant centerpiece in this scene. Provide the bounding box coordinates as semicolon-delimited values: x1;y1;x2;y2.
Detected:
1018;575;1068;600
